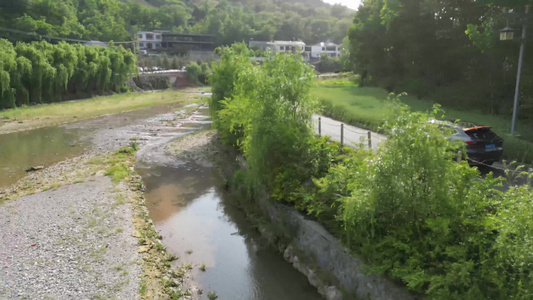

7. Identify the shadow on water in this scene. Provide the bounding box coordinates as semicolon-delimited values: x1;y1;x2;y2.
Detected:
137;162;323;300
0;127;89;188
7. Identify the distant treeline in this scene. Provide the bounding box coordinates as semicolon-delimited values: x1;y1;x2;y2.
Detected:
0;0;354;46
0;39;136;109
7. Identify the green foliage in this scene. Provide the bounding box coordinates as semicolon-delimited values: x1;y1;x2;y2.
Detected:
311;98;533;298
105;163;130;183
0;0;354;46
0;39;136;108
328;100;533;299
185;62;201;84
317;52;343;73
347;0;533;121
212;49;533;297
209;43;253;144
207;292;218;300
185;61;211;85
210;44;322;194
105;145;138;183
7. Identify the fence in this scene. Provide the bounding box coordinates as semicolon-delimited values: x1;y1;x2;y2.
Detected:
315;116;384;151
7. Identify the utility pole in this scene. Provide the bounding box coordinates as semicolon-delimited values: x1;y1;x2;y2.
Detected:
510;5;530;136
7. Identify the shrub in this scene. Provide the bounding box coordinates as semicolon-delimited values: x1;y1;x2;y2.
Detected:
316;52;343;73
209;43;253;121
226;52;317;192
185;62;201;84
185;61;211;85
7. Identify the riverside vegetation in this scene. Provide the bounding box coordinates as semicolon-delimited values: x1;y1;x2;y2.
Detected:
209;43;533;299
0;38;136;109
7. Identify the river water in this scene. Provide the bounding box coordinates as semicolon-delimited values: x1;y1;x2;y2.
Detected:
137;162;322;300
0;126;89;187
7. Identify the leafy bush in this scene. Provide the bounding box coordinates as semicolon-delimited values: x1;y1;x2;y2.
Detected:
211;45;322;195
227;52;318;192
338;102;498;296
316;52;343;73
185;62;201;84
209;43;253;122
185;62;211;85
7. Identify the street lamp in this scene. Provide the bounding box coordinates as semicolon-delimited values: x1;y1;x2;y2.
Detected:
499;27;514;41
500;5;530;136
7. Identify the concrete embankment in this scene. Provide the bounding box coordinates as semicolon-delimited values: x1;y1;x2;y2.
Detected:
219;153;420;300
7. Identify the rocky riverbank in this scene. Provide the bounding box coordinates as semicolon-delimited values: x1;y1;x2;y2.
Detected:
0;101;210;299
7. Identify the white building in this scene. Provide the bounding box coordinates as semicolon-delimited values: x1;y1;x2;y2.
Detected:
309;42;341;59
137;31;166;50
249;40;306;53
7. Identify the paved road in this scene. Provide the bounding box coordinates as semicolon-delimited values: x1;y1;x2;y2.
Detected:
312;115;386;151
312;114;522;189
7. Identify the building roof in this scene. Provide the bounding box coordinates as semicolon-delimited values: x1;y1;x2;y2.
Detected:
137;30;170;34
313;41;339;47
162;32;215;38
272;40;306;46
249;41;272;46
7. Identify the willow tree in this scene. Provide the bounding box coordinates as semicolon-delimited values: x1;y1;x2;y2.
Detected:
0;39;17;108
0;39;136;109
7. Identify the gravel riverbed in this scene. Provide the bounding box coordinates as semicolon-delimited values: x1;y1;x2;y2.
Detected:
0;177;141;300
0;99;211;300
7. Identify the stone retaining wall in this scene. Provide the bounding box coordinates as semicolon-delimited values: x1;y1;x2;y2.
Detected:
258;197;419;300
224;156;420;300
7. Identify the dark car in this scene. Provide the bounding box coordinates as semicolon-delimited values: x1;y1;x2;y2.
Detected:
429;120;504;165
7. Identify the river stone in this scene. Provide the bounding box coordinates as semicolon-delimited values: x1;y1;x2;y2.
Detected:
321;286;342;300
307;269;322;288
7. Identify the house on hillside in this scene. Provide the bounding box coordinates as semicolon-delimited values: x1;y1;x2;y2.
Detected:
137;30;166;50
248;40;306;53
137;31;216;57
308;42;341;60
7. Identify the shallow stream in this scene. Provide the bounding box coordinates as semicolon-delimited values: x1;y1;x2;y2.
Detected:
0;126;89;188
136;162;322;300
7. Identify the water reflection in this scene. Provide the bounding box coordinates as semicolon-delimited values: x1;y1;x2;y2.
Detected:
138;163;322;300
0;127;88;187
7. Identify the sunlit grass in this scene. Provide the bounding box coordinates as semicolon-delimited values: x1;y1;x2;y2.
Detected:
0;89;204;123
313;81;533;163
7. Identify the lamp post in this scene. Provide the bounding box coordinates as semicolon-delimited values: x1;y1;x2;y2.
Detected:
500;5;530;136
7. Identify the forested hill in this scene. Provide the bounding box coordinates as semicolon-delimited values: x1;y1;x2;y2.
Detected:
0;0;354;46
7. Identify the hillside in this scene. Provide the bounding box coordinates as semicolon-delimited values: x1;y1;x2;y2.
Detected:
0;0;354;45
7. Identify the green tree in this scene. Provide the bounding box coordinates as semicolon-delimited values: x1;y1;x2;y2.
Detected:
348;0;533;115
0;38;136;107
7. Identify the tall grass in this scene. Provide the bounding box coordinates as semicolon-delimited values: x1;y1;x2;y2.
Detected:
312;81;533;163
0;89;204;133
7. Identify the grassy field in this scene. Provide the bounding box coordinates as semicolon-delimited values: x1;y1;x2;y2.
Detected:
312;78;533;163
0;89;206;134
